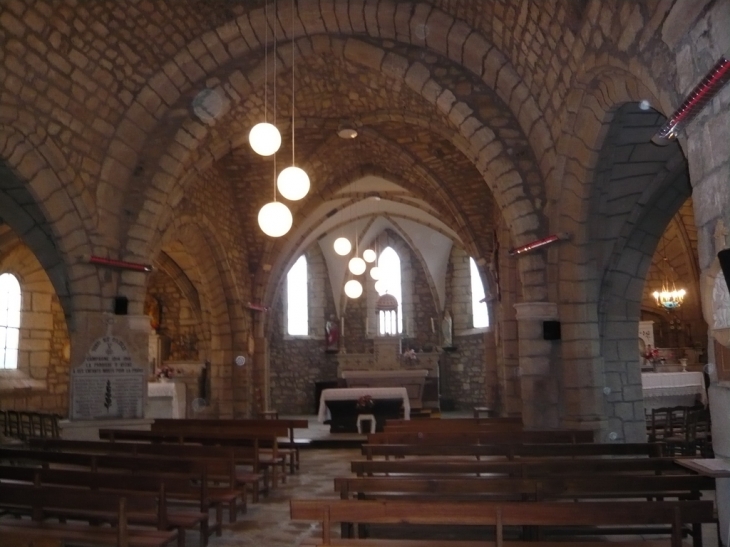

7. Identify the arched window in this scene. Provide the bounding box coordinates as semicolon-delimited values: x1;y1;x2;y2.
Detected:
377;247;402;334
470;258;489;328
287;255;309;336
0;273;21;369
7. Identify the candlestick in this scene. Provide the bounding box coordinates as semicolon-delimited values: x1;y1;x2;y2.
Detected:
430;317;435;333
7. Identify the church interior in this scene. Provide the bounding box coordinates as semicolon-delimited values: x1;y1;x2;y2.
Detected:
1;1;730;546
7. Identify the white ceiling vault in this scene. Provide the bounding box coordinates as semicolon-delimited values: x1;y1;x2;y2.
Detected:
271;175;460;316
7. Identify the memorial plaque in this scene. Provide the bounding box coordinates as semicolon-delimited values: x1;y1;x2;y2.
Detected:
70;336;146;420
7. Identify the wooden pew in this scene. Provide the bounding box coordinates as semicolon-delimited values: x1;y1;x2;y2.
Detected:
153;418;309;472
368;429;594;445
361;442;666;460
350;456;691;477
333;473;715;543
386;417;523;427
334;474;714;502
100;427;286;490
0;482;179;547
0;464;222;540
30;437;261;506
0;445;253;525
149;421;296;474
290;498;715;547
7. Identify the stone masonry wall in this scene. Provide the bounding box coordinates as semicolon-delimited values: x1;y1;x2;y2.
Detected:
0;241;69;415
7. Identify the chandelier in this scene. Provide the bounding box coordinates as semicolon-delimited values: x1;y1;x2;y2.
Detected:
652;232;686;310
652;284;686;310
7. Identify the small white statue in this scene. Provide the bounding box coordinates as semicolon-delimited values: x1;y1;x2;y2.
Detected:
442;311;453;348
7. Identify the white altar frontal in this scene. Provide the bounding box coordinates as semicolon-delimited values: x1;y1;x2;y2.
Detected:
146;381;187;419
318;387;411;422
641;372;707;411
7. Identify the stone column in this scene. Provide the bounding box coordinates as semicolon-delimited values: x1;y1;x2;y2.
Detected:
513;302;560;429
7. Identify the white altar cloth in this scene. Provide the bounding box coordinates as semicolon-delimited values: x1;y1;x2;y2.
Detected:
641;372;707;410
318;387;410;422
147;381;186;419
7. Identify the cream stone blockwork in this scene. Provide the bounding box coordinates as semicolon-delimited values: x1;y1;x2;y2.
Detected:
0;1;726;436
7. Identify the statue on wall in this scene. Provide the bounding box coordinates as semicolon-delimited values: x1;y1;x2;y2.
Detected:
325;314;340;353
442;310;453;349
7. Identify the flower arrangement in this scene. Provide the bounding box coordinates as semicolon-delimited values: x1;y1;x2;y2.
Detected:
643;346;659;363
356;395;374;410
402;348;418;362
156;365;173;380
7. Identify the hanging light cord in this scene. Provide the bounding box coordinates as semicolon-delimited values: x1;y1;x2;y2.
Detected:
264;1;268;124
291;0;296;166
272;0;277;202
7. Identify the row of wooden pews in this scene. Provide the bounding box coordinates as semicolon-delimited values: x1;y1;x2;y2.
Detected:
0;417;308;546
291;416;717;547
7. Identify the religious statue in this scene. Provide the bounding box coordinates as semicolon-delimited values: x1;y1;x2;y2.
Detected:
442;310;453;348
325;314;340;352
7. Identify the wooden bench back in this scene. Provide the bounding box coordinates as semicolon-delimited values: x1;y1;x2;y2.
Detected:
361;442;665;459
351;456;688;477
154;418;308;430
150;422;290;438
0;447;201;475
386;417;523;427
0;481;164;525
334;474;714;499
383;422;524;434
0;464;205;509
369;429;593;444
100;427;279;449
30;437;253;461
290;498;714;546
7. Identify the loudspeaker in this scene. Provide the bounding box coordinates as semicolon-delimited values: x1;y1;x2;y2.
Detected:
543;320;561;340
719;249;730;291
113;296;128;315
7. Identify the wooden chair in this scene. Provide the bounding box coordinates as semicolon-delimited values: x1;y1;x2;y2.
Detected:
649;406;688;454
685;407;712;457
6;410;20;439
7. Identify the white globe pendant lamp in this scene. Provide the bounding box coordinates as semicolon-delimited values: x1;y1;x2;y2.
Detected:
277;166;310;201
344;279;363;299
370;266;381;280
348;257;366;276
258;201;292;237
249;122;282;156
374;279;386;294
334;237;352;256
276;8;310;201
363;249;376;263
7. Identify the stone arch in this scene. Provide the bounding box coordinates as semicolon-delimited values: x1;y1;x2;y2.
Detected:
132;33;540;254
156;214;250;417
552;61;690;439
0;125;98;324
100;3;546;280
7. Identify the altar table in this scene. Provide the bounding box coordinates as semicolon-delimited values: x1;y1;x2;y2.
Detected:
147;381;186;419
318;387;411;422
641;371;707;411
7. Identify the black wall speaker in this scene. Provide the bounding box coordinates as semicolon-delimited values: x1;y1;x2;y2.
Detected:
543;320;561;340
719;249;730;291
113;296;128;315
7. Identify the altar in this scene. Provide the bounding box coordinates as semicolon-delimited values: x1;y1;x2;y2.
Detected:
146;381;186;419
341;369;428;408
641;372;707;411
318;387;410;433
